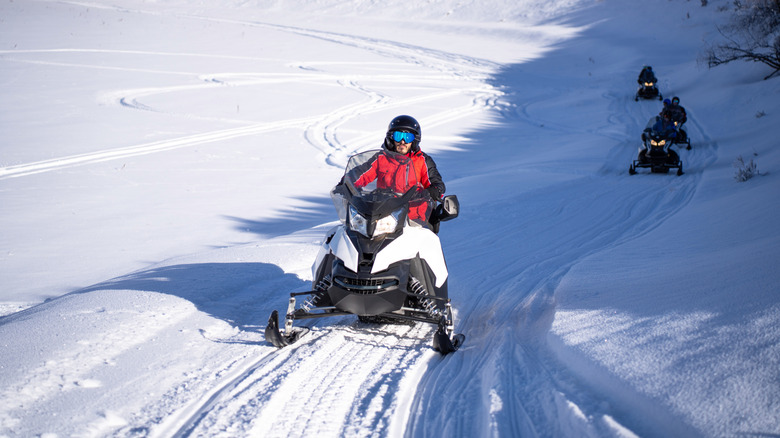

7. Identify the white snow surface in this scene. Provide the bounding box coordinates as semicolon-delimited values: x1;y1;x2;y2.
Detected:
1;0;779;436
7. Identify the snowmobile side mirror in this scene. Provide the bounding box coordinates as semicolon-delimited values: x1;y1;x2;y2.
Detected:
436;195;459;222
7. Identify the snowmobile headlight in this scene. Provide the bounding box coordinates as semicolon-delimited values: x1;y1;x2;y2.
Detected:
372;209;402;237
644;81;654;87
348;206;369;237
651;139;666;147
348;206;402;238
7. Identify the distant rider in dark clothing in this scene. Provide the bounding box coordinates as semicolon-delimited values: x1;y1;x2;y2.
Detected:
661;96;687;125
642;112;677;143
638;66;657;85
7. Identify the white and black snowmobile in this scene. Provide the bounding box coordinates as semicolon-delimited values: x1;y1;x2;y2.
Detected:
265;149;465;354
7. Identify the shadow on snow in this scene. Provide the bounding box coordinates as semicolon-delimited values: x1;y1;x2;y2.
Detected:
71;262;308;340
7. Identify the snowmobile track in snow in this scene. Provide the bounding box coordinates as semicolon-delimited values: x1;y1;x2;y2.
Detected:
1;3;501;180
167;351;281;438
168;320;435;437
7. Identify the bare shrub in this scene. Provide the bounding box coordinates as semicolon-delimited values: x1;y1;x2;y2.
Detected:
703;0;780;79
733;155;760;181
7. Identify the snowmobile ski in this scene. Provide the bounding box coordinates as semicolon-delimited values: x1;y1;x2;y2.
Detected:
433;323;466;354
265;310;309;348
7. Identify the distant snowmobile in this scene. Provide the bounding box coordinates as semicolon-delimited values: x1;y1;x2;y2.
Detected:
635;81;662;101
671;121;691;149
265;149;465;354
635;66;662;101
662;97;692;150
629;130;683;175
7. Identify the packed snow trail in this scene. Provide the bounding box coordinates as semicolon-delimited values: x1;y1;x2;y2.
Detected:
180;322;435;437
395;7;719;435
404;171;705;437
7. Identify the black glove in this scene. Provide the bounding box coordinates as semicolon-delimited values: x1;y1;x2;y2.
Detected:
427;186;442;200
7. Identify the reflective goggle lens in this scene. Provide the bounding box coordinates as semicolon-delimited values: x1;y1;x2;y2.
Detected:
391;131;416;143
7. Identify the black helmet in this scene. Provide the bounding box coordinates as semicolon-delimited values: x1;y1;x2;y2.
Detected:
672;96;680;104
384;115;421;152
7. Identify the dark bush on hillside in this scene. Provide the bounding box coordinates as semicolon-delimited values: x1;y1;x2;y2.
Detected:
733;155;760;181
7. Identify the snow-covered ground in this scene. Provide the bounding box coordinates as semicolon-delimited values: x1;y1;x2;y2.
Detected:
1;0;778;436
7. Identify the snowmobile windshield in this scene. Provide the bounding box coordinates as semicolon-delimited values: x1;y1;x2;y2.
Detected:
330;150;432;234
343;150;419;195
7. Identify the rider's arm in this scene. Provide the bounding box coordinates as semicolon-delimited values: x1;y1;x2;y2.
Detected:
351;159;379;188
422;153;446;200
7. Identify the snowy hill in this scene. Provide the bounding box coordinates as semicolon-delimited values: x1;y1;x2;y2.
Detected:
1;0;778;436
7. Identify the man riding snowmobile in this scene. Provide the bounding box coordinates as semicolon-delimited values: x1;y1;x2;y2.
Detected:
642;112;677;143
379;115;446;229
661;96;690;149
635;65;662;101
265;115;465;354
631;113;683;175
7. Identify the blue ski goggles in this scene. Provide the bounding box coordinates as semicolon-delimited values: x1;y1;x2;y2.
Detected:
390;131;416;143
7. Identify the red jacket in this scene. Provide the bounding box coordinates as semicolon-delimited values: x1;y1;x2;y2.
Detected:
354;150;444;221
354;152;420;194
